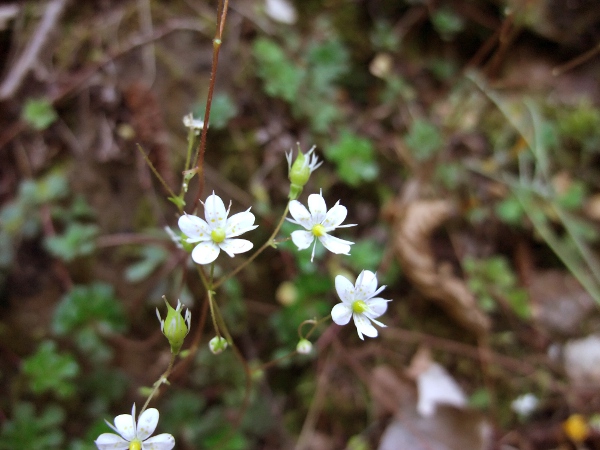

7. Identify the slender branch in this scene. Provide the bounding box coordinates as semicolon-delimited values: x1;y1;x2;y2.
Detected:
139;353;176;415
192;0;230;206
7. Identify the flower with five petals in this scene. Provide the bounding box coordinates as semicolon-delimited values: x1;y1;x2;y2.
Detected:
178;192;258;265
287;191;356;262
95;404;174;450
331;270;390;340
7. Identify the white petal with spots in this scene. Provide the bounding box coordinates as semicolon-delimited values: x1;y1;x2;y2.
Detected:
288;200;314;230
191;241;221;265
94;433;129;450
136;408;158;440
226;209;258;238
318;233;353;255
219;239;253;257
331;303;352;325
291;230;315;250
335;275;355;304
178;214;211;243
204;192;227;228
307;192;327;223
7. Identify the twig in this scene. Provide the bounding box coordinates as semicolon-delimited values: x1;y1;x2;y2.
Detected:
0;0;69;100
552;41;600;76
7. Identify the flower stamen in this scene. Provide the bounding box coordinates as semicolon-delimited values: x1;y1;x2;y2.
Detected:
311;224;326;237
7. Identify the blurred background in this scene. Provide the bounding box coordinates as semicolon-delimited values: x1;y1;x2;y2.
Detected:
1;0;600;449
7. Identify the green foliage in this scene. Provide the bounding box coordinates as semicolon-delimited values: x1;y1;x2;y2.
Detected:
370;21;400;52
0;402;65;450
252;28;350;133
83;370;129;415
557;101;600;153
194;92;238;130
22;340;79;398
495;195;525;225
53;283;127;363
404;119;444;161
253;38;304;103
44;223;99;262
22;98;58;130
326;131;379;186
464;255;530;319
53;283;126;334
125;245;168;283
270;271;332;346
431;7;465;41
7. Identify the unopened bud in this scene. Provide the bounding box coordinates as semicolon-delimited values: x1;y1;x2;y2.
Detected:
209;336;228;355
296;339;313;355
286;145;322;200
156;297;191;355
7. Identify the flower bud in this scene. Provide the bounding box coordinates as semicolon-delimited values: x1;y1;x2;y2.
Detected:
156;298;191;355
296;339;313;355
286;145;322;200
208;336;228;355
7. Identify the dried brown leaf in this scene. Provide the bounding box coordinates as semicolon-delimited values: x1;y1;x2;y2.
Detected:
391;199;491;335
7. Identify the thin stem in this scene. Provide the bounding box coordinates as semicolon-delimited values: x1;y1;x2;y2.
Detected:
139;353;176;415
137;144;177;200
214;203;290;289
197;263;221;338
192;0;230;206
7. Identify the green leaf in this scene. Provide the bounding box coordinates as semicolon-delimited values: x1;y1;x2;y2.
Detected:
22;341;79;398
125;246;168;283
22;98;58;130
52;282;127;335
404;119;444;161
44;223;99;262
253;38;304;102
326;131;379;186
201;92;237;129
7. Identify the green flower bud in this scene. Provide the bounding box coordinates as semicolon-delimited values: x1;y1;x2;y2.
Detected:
296;339;313;355
208;336;228;355
286;144;322;200
156;297;191;355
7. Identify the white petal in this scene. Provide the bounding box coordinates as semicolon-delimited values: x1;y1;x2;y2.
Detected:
318;234;353;255
204;193;227;229
331;303;352;325
136;408;159;441
113;413;136;441
365;298;389;318
94;433;129;450
226;209;258;238
219;238;253;257
191;241;220;265
291;230;315;250
288;200;313;230
321;201;348;230
178;214;211;243
335;275;355;304
355;270;378;299
353;314;378;340
142;433;176;450
307;193;327;224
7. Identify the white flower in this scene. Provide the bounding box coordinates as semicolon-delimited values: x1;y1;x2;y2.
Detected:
287;191;355;261
95;404;174;450
178;192;258;265
331;270;390;340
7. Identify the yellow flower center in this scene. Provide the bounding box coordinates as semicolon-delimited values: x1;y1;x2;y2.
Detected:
129;439;142;450
312;224;326;237
352;300;368;314
211;227;226;243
